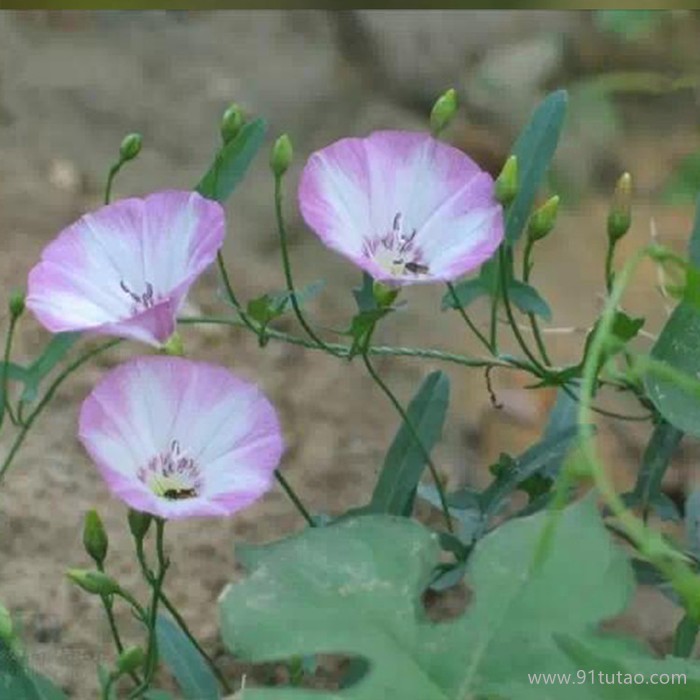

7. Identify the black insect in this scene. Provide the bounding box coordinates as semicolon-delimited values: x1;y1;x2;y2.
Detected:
163;487;197;501
404;261;429;274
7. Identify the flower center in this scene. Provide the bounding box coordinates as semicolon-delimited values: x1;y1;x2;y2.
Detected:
367;212;429;277
120;280;156;313
137;440;203;501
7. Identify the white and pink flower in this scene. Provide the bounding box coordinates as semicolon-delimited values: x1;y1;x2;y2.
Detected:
299;130;503;285
27;190;225;347
78;356;283;520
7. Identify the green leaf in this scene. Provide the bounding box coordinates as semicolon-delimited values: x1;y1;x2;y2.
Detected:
0;641;68;700
368;372;450;516
506;90;568;244
557;634;700;698
622;420;683;521
20;332;81;403
219;499;647;700
246;281;325;328
688;194;700;268
646;302;700;436
196;119;267;203
440;278;485;311
673;614;699;659
685;490;700;558
155;615;220;700
508;280;552;321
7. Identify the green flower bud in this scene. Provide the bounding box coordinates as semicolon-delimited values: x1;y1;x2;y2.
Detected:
430;88;458;136
67;569;121;596
162;332;185;357
527;195;560;242
270;134;293;177
0;603;13;643
82;509;108;567
119;133;143;163
8;290;25;320
220;103;245;144
117;645;145;675
128;509;152;541
372;280;399;308
607;172;632;244
495;155;518;205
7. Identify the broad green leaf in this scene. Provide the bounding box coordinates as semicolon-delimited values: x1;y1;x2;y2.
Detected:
0;640;68;700
219;499;648;700
688;193;700;268
505;90;568;243
621;420;683;521
20;332;81;403
196;119;267;203
673;614;699;659
440;278;485;311
155;614;220;700
646;303;700;436
368;372;450;516
508;280;552;321
557;634;700;698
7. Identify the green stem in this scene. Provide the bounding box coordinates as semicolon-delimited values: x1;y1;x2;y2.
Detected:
273;174;341;357
178;316;521;372
604;241;616;294
522;239;552;366
0;339;120;484
445;282;492;353
1;314;19;428
499;247;547;375
102;673;116;700
274;469;315;527
216;252;259;335
157;591;233;694
104;162;121;205
361;329;453;533
130;519;168;698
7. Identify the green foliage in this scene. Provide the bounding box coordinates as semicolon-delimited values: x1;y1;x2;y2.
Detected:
155;615;221;700
367;371;450;517
0;639;68;700
505;90;568;244
197;118;267;203
219;499;698;700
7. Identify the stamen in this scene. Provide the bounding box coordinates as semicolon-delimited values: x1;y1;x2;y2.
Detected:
120;280;156;310
137;440;203;501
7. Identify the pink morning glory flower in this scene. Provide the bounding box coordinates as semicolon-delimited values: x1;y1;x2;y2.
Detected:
299;130;503;285
78;356;283;520
27;190;225;347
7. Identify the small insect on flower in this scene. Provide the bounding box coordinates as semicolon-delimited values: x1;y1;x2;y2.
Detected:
78;356;284;520
298;130;504;285
26;190;225;347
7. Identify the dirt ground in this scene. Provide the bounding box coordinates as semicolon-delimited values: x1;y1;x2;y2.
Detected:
1;10;700;697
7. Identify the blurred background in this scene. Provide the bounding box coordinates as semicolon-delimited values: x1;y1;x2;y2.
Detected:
1;10;700;695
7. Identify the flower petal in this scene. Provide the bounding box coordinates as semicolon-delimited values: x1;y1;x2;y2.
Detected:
78;356;283;520
27;190;225;344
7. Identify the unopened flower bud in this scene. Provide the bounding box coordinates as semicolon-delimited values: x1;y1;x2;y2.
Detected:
495;155;518;205
163;332;185;357
128;509;152;541
607;172;632;244
119;133;142;163
430;88;458;136
117;645;145;675
67;569;121;596
372;281;399;308
220;103;244;144
82;509;108;567
270;134;293;177
8;290;25;320
0;603;13;643
527;195;560;242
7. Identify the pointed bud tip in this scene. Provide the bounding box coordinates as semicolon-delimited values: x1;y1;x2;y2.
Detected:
82;509;108;567
430;88;459;136
220;103;245;144
66;569;121;596
608;172;632;243
495;155;518;205
119;133;142;162
528;195;560;242
271;134;293;177
8;290;25;320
